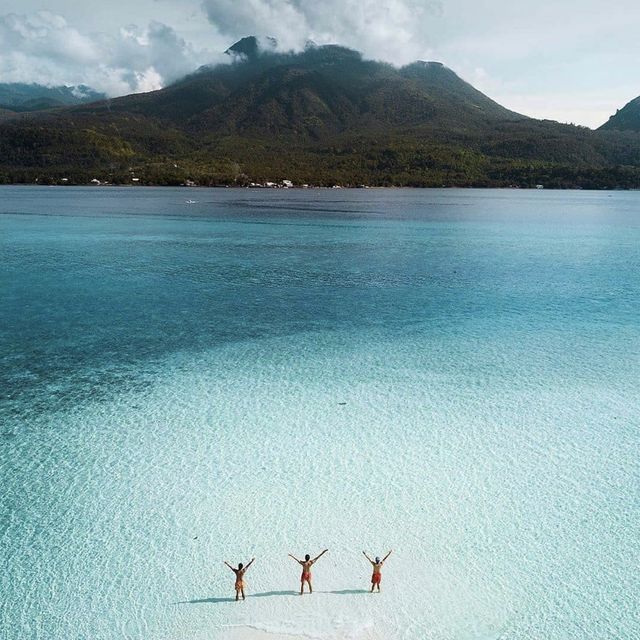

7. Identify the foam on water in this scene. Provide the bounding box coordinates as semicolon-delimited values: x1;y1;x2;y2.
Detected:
1;188;639;639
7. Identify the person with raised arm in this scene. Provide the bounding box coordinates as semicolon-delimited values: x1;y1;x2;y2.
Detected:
288;549;328;595
224;557;255;601
363;550;392;592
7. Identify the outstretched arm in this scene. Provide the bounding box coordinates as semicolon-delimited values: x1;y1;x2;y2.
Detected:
383;550;393;562
288;554;302;564
245;558;255;571
363;551;374;564
224;561;235;572
312;549;328;563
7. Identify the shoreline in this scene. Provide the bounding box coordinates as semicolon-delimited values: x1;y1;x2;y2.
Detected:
0;183;638;191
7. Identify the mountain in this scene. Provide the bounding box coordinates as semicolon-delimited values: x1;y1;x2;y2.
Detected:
1;40;640;188
69;43;525;137
0;83;106;113
225;35;278;60
599;96;640;132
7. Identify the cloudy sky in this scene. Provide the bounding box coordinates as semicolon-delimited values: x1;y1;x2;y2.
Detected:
0;0;638;128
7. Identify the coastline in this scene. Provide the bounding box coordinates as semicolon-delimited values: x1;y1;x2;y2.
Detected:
0;182;638;190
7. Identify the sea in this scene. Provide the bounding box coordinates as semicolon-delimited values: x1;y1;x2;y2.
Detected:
1;186;638;640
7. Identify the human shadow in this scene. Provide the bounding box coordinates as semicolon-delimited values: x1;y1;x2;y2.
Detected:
176;596;235;604
176;590;298;605
321;589;369;595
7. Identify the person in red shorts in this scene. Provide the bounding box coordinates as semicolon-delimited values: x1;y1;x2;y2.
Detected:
288;549;328;595
363;550;392;592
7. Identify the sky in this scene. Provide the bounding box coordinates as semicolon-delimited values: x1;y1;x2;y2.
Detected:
0;0;638;128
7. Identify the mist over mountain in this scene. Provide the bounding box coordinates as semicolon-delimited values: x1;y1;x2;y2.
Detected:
0;83;106;113
599;97;640;132
1;38;640;188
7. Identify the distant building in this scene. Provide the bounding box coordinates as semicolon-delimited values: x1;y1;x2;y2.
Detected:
90;178;100;185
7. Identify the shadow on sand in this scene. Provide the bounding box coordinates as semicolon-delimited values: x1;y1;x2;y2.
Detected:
321;589;369;595
176;590;299;605
177;596;235;604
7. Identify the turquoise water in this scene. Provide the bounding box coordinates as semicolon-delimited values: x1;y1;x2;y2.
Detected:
1;187;639;639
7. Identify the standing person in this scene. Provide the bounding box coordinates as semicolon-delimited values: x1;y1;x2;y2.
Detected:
224;558;255;601
288;549;328;595
363;550;392;592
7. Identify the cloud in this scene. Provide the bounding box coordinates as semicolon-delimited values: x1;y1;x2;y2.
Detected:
197;0;640;127
0;11;218;95
1;1;638;126
201;0;443;64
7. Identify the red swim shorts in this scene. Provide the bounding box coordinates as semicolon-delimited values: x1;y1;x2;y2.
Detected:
371;573;382;585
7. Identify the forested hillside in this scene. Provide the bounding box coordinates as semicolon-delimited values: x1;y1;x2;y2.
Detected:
1;39;639;188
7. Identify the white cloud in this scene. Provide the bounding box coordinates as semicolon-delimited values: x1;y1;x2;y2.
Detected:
199;0;640;126
0;11;219;95
202;0;443;64
0;1;639;126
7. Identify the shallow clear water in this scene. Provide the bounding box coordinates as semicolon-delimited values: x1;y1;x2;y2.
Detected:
1;187;639;640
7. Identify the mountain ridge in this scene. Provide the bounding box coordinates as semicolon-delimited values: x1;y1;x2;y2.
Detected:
0;83;106;114
68;42;523;136
599;96;640;132
1;39;639;188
